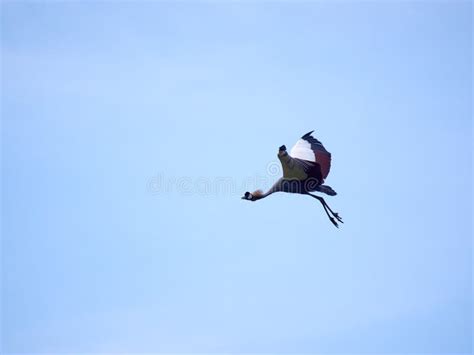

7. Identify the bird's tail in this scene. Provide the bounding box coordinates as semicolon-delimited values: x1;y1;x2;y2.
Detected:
316;185;337;196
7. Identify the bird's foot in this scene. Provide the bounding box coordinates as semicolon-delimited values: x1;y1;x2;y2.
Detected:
333;212;343;223
279;145;287;151
330;217;339;228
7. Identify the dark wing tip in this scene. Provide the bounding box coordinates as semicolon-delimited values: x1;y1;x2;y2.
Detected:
301;130;314;139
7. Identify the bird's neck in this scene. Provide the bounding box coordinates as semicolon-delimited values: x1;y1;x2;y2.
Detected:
253;190;273;201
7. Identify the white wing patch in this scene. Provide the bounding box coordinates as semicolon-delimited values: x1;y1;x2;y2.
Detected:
290;139;316;162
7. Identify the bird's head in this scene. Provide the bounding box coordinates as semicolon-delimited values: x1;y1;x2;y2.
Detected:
241;191;254;201
241;190;263;201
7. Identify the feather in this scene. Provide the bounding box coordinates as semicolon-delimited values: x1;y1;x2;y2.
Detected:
290;131;332;179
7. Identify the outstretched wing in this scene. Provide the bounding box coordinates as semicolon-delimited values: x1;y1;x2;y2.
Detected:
290;130;332;179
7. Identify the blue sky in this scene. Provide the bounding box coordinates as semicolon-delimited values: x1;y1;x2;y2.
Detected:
1;1;472;353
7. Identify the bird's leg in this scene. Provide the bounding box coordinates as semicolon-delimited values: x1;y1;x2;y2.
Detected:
307;194;339;228
307;193;343;227
321;199;343;224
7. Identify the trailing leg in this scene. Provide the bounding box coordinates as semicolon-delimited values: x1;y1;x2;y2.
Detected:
307;193;343;227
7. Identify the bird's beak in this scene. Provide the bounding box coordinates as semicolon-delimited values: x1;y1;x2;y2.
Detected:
241;196;246;199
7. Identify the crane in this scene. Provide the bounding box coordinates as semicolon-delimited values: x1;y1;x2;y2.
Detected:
241;131;343;228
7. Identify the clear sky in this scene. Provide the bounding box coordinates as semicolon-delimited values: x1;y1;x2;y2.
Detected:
1;1;472;353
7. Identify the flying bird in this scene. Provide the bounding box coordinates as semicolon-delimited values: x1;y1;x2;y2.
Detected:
242;131;343;228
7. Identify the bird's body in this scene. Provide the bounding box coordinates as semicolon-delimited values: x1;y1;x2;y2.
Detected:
242;131;343;227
